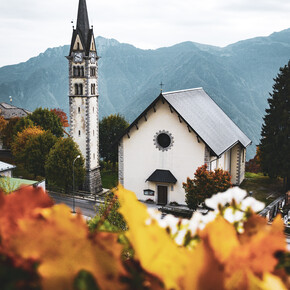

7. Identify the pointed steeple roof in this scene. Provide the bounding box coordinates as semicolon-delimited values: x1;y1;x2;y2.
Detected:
76;0;90;43
69;0;96;56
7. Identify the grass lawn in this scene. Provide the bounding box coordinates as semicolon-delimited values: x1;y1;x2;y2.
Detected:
240;172;284;205
101;170;118;189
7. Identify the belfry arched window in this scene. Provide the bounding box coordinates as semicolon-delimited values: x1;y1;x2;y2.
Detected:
75;84;78;95
79;84;83;95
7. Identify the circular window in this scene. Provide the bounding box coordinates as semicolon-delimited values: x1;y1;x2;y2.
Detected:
154;130;174;151
157;133;171;148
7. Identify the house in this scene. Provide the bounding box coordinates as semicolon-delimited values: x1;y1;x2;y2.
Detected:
0;161;16;177
118;88;251;205
0;102;30;120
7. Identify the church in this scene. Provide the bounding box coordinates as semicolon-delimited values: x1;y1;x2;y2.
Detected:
118;88;251;205
67;0;102;193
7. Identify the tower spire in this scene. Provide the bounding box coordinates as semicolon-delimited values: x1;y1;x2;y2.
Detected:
76;0;90;40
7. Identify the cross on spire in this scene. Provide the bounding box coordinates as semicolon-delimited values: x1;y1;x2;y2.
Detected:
160;81;164;92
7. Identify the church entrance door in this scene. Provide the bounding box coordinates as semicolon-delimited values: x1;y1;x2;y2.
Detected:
157;185;168;205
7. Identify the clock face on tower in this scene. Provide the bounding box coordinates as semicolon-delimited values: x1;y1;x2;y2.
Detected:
90;52;96;64
74;52;83;63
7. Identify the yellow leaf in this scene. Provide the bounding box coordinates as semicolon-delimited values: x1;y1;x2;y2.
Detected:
248;272;287;290
10;204;127;290
115;185;189;289
200;216;239;263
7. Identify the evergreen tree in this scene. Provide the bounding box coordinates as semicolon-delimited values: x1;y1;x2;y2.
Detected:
259;61;290;191
99;114;129;162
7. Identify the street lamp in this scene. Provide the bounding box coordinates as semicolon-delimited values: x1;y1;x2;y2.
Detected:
72;155;81;213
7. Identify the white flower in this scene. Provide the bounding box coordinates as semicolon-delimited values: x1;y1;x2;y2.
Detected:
223;208;245;223
240;197;265;212
174;229;187;246
159;214;180;235
205;187;247;209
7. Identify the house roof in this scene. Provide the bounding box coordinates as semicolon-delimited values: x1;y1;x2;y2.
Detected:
119;88;251;157
0;103;30;120
146;169;177;184
0;161;16;172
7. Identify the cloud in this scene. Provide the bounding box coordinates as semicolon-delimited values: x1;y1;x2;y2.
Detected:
0;0;290;66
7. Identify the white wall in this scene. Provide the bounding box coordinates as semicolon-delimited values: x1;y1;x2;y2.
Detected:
121;100;205;205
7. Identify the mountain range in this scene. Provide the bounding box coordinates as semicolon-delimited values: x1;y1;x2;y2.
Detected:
1;29;290;158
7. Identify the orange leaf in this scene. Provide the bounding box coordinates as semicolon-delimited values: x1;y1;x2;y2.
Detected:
10;204;127;290
0;186;53;244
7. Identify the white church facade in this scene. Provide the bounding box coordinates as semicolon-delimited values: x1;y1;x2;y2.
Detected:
118;88;251;205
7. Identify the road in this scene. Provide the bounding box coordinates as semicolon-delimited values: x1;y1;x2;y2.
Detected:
48;192;100;218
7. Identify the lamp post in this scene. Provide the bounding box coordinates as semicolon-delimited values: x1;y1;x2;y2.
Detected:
72;155;80;213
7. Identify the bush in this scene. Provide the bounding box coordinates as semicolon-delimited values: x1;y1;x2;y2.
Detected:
97;193;127;231
183;164;232;209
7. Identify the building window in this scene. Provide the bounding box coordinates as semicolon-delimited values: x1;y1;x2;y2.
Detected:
75;84;78;95
93;130;95;136
81;67;84;76
79;84;83;95
78;107;80;113
93;107;94;113
91;84;95;95
90;67;96;76
93;153;95;160
153;130;174;151
78;130;81;136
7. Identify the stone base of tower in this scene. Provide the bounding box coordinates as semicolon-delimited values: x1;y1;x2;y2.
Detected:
84;167;102;193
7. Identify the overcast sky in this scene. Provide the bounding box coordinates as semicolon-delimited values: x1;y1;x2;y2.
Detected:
0;0;290;67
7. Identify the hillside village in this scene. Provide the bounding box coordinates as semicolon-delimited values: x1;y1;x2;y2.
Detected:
0;0;289;288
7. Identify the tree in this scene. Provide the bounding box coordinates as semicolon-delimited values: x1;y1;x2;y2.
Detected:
99;114;129;162
45;138;85;192
1;117;20;148
50;108;69;128
28;108;63;137
259;61;290;191
183;164;232;209
11;126;44;164
245;146;261;173
22;131;58;177
13;117;34;136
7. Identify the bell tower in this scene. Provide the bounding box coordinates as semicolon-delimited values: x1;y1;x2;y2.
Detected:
67;0;102;193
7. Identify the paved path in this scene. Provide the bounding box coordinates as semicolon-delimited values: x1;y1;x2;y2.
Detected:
49;192;100;218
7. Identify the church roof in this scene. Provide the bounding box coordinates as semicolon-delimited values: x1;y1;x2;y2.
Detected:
119;88;251;157
162;88;252;156
146;169;177;184
0;103;30;120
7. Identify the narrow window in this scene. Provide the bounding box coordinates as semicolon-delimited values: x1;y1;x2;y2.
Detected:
78;107;80;113
73;66;76;76
78;130;81;136
75;84;78;95
79;84;83;95
81;67;84;76
77;67;81;76
93;153;95;160
77;42;80;50
93;130;95;136
93;107;94;113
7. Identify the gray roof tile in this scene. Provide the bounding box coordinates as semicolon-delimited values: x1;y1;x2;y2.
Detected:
162;88;251;156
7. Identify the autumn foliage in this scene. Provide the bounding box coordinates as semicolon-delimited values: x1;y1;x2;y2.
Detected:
51;108;69;128
0;185;288;289
183;164;232;209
